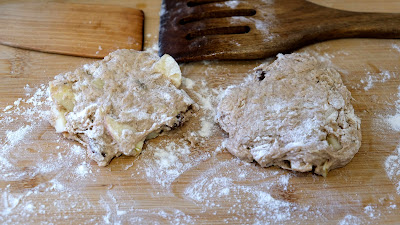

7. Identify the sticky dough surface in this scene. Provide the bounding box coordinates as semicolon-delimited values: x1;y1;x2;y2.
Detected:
49;50;195;166
215;53;361;176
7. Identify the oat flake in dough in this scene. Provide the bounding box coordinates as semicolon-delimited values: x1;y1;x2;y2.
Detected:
48;50;196;166
215;53;361;176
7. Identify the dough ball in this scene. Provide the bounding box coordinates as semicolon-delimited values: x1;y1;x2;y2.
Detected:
48;50;196;166
215;53;361;176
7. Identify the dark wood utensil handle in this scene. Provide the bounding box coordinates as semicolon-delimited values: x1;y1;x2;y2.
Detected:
278;1;400;53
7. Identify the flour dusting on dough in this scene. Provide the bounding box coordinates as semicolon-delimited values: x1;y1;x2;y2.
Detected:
48;50;196;166
216;53;361;176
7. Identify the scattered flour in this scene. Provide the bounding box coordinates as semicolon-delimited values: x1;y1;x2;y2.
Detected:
3;105;12;112
222;0;275;42
147;42;160;55
392;44;400;53
97;189;196;224
198;119;214;138
385;145;400;195
5;125;32;147
386;114;400;132
230;15;275;42
361;70;396;91
181;77;221;139
182;157;314;224
1;53;400;223
385;85;400;131
1;185;22;217
338;214;362;225
182;77;195;89
384;83;400;195
216;0;239;8
225;0;239;8
364;204;381;219
140;140;211;189
0;85;103;223
0;75;224;223
76;162;91;177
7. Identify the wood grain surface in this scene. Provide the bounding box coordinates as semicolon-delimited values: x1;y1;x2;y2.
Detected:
0;0;399;224
0;2;144;58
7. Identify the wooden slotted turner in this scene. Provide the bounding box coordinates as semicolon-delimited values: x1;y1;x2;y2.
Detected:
159;0;400;62
0;2;144;58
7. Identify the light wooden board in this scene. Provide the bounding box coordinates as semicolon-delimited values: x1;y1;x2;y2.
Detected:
0;2;144;58
0;0;399;224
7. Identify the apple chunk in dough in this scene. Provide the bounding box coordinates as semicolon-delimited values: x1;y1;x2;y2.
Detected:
48;49;196;166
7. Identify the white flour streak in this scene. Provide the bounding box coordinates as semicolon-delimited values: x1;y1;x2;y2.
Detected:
225;0;239;8
392;44;400;53
182;77;221;139
1;186;22;217
360;71;396;91
192;80;213;111
71;145;85;156
198;119;213;137
0;84;104;223
76;162;91;177
380;73;400;197
182;77;195;90
97;189;196;224
338;214;363;225
230;16;275;42
25;84;47;106
5;126;32;146
183;158;309;223
364;204;381;219
140;140;210;189
0;85;50;180
385;145;400;195
386;114;400;132
385;85;400;131
3;105;12;112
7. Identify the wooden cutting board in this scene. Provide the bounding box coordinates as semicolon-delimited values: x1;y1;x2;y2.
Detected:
0;0;399;224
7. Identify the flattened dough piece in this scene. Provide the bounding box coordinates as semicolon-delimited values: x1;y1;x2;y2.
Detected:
215;53;361;176
48;50;196;166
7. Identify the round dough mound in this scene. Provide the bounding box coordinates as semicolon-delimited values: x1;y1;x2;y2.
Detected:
215;53;361;176
49;50;195;166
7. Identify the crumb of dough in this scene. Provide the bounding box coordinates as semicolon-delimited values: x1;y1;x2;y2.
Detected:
215;53;361;176
48;49;196;166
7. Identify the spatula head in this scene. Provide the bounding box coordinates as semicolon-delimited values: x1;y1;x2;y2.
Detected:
159;0;400;62
159;0;275;62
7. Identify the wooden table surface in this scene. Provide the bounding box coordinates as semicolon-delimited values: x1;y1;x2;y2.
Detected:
0;0;400;224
